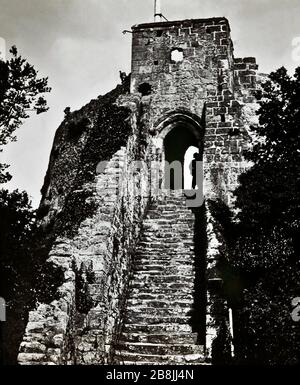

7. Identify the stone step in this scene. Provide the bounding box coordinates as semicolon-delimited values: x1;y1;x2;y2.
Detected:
129;284;194;293
129;283;194;291
116;360;204;365
132;268;195;275
126;299;193;308
139;236;193;242
114;351;205;364
120;332;198;345
145;219;193;224
155;201;190;206
137;241;193;247
137;245;195;249
123;323;193;334
130;274;194;284
140;232;192;238
147;206;192;211
126;306;193;317
134;251;195;258
135;249;194;254
132;260;194;268
124;314;191;324
115;342;203;356
148;207;192;212
133;261;194;268
134;253;194;262
137;242;194;248
128;292;194;301
135;248;194;254
142;220;193;226
130;280;194;289
130;284;195;298
146;214;194;220
142;224;194;229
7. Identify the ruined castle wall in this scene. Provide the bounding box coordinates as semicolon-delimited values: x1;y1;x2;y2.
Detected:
19;137;151;365
130;18;260;205
38;79;131;230
18;17;263;365
131;18;232;126
18;83;152;365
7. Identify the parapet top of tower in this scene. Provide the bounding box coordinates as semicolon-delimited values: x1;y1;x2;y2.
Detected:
132;17;231;32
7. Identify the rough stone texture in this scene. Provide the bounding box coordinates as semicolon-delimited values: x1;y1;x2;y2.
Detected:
38;78;132;231
18;17;261;365
18;81;152;365
130;17;260;205
114;191;206;365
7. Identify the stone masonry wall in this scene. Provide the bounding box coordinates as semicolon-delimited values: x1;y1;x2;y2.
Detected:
18;85;153;364
130;17;260;205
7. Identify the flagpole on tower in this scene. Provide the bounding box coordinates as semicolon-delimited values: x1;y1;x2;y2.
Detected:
154;0;162;22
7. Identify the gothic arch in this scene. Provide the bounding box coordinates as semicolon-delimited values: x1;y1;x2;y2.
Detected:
155;109;204;145
153;110;204;190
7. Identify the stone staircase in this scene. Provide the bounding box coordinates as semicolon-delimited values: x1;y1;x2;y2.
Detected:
114;191;206;365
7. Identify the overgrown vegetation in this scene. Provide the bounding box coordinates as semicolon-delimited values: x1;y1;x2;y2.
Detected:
0;46;50;183
214;67;300;365
53;76;131;237
67;116;90;140
73;261;95;314
0;190;65;364
0;46;51;364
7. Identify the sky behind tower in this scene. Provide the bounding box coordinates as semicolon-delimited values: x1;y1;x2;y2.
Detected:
1;0;300;206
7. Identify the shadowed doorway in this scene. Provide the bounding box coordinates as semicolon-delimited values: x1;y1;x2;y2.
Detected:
164;124;201;190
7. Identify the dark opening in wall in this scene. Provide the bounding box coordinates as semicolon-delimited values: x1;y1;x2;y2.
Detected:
156;30;163;37
154;60;159;65
171;48;184;63
229;127;240;136
138;83;152;96
220;114;226;123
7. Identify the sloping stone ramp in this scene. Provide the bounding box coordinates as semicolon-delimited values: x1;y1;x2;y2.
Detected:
114;191;206;365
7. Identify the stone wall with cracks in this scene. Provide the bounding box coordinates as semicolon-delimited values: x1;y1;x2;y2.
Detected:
18;96;152;365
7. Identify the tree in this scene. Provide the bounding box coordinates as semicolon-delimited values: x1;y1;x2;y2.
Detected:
0;189;36;364
0;46;50;363
235;67;300;236
0;46;51;183
0;189;35;298
228;67;300;365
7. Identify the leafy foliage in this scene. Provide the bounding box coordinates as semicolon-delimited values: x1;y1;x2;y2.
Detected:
228;67;300;365
0;189;65;364
0;46;51;182
235;67;300;234
0;189;35;364
72;262;95;314
67;116;90;139
0;189;35;297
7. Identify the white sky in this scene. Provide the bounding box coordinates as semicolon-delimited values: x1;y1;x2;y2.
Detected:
1;0;300;207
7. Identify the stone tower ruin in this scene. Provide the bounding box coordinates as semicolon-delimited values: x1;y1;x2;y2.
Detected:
18;16;262;365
